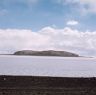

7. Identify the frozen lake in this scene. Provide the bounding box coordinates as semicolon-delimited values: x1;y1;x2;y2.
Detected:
0;55;96;77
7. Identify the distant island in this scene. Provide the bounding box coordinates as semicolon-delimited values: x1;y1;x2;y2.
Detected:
14;50;79;57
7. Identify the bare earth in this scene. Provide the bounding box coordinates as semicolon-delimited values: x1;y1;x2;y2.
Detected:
0;75;96;95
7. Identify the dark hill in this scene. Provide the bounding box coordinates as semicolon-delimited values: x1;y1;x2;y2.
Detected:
14;50;79;57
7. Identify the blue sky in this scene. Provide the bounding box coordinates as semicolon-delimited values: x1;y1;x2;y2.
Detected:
0;0;96;31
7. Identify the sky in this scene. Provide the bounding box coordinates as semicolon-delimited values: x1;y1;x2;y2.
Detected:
0;0;96;56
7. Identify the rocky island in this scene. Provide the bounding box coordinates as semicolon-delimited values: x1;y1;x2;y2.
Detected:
14;50;79;57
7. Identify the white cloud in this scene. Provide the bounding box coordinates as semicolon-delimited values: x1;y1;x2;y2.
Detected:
67;20;79;26
57;0;79;4
0;27;96;56
54;0;96;14
80;0;96;13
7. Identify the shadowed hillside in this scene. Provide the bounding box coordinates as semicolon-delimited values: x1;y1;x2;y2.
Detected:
0;75;96;95
14;50;79;57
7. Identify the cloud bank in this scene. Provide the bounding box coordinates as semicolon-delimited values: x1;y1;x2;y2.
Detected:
0;27;96;56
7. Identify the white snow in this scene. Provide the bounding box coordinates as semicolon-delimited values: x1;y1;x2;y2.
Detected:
0;55;96;77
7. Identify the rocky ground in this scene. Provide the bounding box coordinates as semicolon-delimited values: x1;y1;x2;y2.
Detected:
0;75;96;95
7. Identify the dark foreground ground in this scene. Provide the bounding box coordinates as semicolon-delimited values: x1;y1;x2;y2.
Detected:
0;75;96;95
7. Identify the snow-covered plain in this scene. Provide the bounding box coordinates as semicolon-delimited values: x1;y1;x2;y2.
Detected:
0;55;96;77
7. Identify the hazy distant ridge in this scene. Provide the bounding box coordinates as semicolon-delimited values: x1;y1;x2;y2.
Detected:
14;50;79;57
